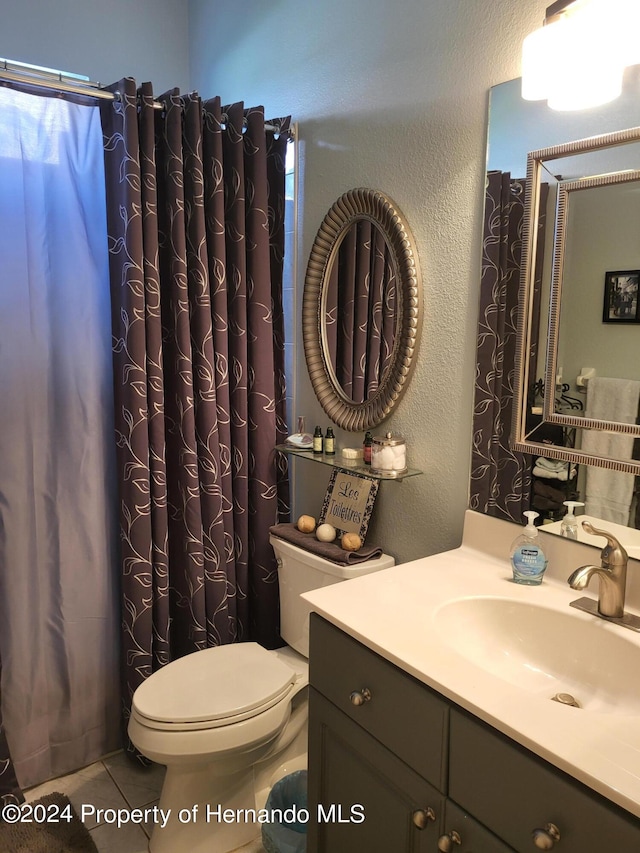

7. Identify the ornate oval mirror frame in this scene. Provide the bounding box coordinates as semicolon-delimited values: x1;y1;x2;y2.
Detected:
303;188;422;431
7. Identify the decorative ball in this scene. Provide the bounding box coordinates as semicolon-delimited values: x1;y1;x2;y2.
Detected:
296;515;316;534
341;532;362;552
316;523;337;543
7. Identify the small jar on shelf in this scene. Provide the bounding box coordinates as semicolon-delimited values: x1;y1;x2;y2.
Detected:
370;431;407;477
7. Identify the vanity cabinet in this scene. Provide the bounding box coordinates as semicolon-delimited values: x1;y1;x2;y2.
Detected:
307;606;448;787
449;710;640;851
440;801;514;853
307;614;640;853
308;689;442;851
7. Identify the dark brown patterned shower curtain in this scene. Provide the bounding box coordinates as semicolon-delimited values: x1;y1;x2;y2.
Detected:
100;79;290;746
470;172;548;521
324;221;396;402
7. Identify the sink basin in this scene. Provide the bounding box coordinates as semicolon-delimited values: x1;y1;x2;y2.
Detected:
434;597;640;714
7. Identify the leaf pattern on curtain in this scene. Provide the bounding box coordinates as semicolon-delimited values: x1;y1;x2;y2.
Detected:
100;80;290;751
470;172;548;521
324;221;397;403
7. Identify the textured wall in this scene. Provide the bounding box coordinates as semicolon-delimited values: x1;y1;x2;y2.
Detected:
0;0;189;93
189;0;549;562
187;0;554;561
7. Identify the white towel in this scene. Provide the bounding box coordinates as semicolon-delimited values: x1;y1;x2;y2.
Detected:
581;377;640;525
533;462;576;481
535;457;568;472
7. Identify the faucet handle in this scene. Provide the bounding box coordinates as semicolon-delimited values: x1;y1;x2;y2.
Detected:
581;520;628;565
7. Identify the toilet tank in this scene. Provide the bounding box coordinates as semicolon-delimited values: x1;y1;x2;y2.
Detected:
269;534;395;658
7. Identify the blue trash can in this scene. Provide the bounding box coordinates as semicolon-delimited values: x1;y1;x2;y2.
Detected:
261;770;308;853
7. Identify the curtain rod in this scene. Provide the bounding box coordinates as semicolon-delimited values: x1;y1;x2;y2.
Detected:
0;62;118;103
0;59;292;135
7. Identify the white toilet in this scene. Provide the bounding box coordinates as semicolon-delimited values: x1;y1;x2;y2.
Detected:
128;533;394;853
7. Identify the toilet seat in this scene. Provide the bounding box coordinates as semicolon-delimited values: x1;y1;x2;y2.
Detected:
132;643;296;731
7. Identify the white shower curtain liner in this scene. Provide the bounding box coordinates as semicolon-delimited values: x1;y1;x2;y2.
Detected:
0;86;120;787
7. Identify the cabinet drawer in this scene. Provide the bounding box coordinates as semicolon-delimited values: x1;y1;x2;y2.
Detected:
449;709;640;853
309;614;448;789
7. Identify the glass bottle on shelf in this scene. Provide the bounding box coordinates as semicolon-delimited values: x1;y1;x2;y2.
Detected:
313;426;323;455
324;427;335;455
363;431;373;464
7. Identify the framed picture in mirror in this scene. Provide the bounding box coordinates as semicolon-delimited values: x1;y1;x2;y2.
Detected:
603;270;640;323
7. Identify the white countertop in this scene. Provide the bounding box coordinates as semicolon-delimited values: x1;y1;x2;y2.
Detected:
302;510;640;818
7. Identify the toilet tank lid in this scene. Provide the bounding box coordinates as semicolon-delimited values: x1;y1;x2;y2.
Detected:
132;643;296;725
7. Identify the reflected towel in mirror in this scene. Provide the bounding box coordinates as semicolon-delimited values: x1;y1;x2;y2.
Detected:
533;457;577;480
581;377;640;525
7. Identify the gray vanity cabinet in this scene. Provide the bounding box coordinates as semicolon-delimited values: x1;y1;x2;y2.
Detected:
307;614;640;853
307;614;510;852
307;612;447;851
449;709;640;852
441;801;515;853
307;611;448;787
308;689;442;851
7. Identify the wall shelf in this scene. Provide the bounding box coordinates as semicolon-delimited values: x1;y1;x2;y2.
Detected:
275;444;422;481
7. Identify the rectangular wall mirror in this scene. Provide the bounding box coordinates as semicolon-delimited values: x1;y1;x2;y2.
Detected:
473;69;640;539
512;125;640;476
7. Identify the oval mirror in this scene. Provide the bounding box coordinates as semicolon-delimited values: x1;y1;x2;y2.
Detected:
303;188;422;431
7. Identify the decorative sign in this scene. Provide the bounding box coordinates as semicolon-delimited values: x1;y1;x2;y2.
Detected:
319;469;379;541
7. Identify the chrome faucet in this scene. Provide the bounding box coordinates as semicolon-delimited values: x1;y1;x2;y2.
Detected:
567;521;628;619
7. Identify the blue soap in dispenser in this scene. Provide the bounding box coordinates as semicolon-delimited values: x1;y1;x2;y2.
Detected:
510;511;548;585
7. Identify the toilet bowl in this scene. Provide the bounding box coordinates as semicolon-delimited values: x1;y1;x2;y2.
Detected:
128;534;394;853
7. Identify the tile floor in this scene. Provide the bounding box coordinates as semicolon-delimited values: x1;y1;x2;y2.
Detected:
25;752;266;853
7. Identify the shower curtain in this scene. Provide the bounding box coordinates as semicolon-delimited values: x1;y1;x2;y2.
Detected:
0;668;22;807
324;220;397;402
470;172;548;521
100;80;291;751
0;86;120;791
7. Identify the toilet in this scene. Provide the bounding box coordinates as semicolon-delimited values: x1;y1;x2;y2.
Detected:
128;533;394;853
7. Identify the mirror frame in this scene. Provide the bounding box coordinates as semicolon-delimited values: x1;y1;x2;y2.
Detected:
512;125;640;475
303;188;422;431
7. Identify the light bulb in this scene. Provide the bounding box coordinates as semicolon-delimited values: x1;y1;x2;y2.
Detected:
522;19;564;102
521;0;640;111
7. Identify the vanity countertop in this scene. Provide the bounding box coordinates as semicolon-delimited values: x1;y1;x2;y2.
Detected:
302;510;640;818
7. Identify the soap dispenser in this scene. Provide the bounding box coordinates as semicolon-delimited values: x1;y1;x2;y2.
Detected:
510;511;548;586
560;501;584;539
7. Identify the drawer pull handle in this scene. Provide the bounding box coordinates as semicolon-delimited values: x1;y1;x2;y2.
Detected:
412;807;436;829
349;688;372;706
437;830;462;851
531;823;561;849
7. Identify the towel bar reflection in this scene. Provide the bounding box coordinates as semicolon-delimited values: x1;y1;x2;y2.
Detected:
576;367;596;390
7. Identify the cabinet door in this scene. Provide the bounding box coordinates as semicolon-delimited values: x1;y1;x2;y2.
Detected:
449;710;640;853
442;800;515;853
307;688;443;853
